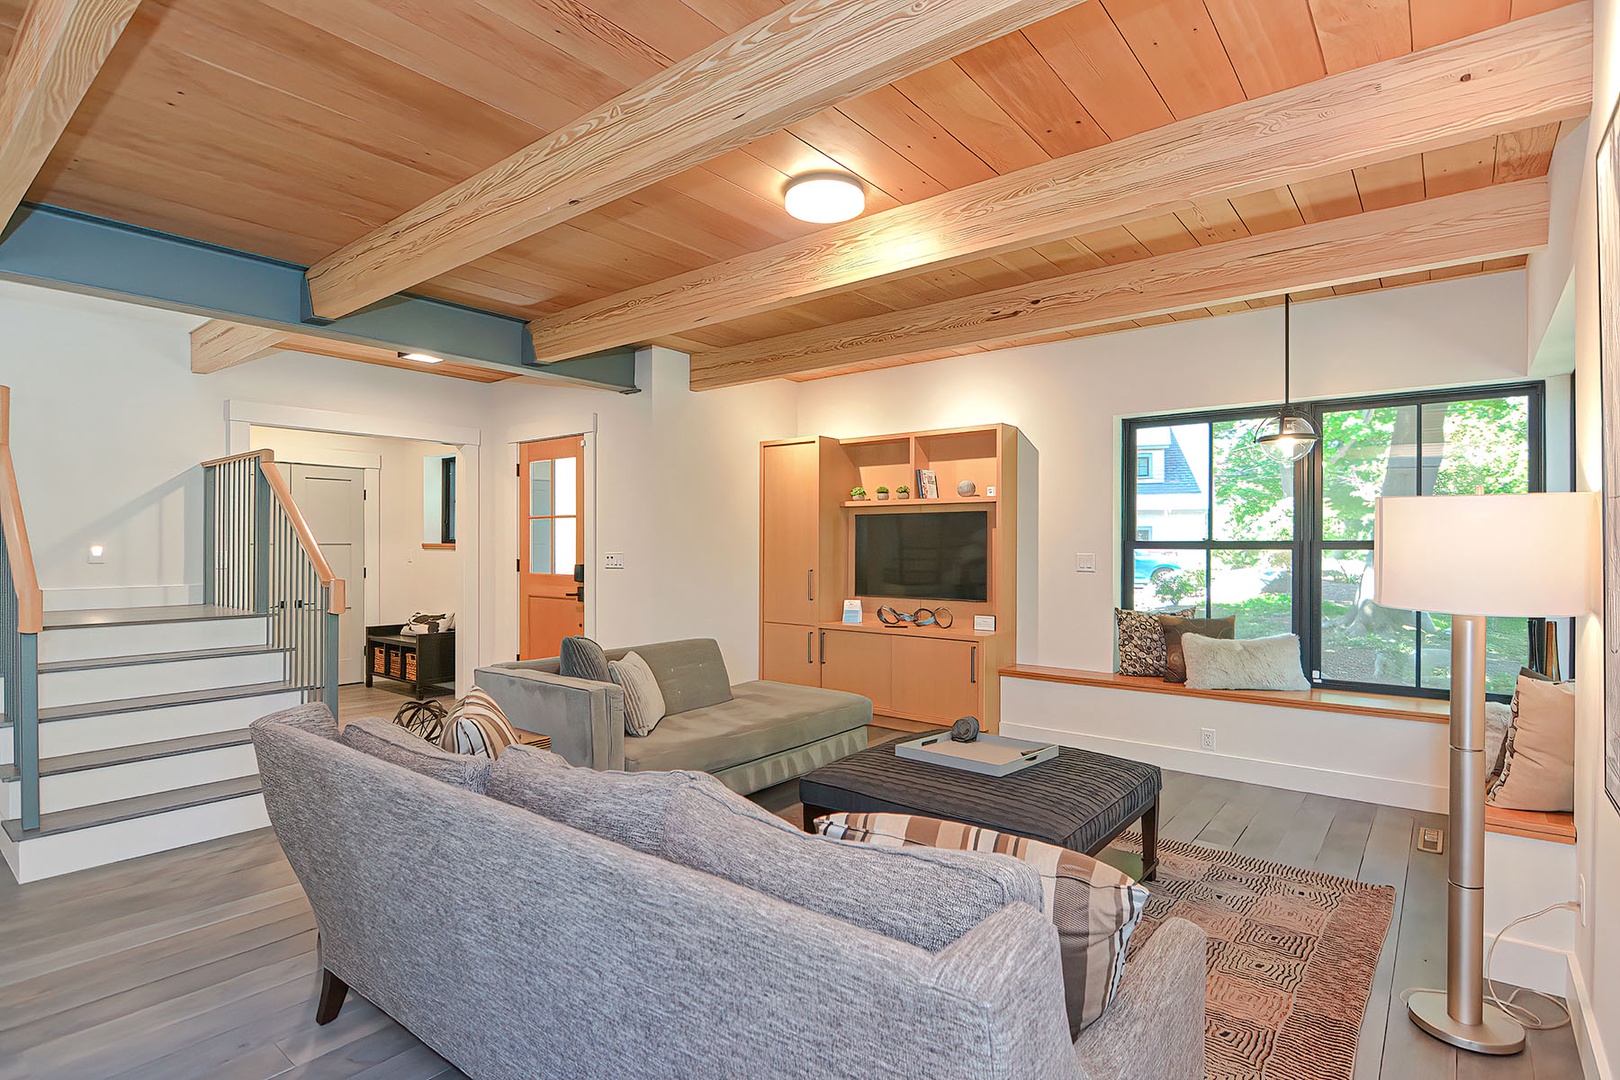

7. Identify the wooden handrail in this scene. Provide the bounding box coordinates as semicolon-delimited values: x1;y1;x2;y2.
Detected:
260;460;346;616
0;388;43;634
201;448;275;468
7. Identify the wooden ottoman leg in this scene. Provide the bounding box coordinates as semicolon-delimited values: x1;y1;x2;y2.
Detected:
1140;797;1160;883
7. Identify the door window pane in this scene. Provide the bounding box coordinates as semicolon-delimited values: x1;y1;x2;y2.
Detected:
553;518;577;576
529;518;551;573
529;461;553;517
1210;550;1292;638
1134;548;1206;614
1319;549;1416;687
554;456;578;516
1212;420;1293;541
1321;406;1416;541
1133;423;1208;541
1422;396;1531;496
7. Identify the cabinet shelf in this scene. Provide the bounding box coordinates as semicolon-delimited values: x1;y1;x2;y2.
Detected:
843;497;996;509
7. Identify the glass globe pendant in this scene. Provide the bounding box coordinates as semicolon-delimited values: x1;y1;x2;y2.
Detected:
1254;295;1318;463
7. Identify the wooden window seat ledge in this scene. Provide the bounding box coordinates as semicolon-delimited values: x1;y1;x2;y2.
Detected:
999;665;1575;844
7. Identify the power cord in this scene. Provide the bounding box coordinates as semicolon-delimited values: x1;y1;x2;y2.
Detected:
1399;901;1576;1031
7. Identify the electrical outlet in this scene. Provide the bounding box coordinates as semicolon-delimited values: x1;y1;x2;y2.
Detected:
603;552;625;570
986;486;996;497
1075;553;1096;573
1200;728;1216;751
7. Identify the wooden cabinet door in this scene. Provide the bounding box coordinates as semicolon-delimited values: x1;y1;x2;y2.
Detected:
891;637;981;722
820;629;891;713
761;622;819;687
761;442;820;624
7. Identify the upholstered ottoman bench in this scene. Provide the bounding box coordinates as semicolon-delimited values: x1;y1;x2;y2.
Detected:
799;738;1162;880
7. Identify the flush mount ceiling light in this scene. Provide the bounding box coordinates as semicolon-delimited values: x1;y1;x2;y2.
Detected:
1253;295;1319;464
400;351;445;365
783;172;865;223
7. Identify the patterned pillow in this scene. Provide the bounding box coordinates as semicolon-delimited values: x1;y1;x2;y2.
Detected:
1159;614;1236;684
559;636;611;682
1115;607;1194;677
818;812;1148;1037
438;687;521;759
610;651;667;736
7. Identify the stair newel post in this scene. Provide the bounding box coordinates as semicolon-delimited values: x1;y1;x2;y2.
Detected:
201;465;217;607
323;601;340;715
15;633;38;833
252;463;272;615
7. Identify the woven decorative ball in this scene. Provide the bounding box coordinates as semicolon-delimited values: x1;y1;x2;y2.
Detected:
957;480;976;497
393;698;448;743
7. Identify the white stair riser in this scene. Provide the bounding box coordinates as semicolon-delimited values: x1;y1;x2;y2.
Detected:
38;618;270;665
40;653;288;709
0;794;269;883
4;744;259;817
23;692;303;760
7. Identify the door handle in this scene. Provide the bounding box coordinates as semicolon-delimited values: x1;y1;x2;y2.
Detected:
819;630;826;665
970;645;977;685
568;587;584;602
807;569;814;601
806;630;813;664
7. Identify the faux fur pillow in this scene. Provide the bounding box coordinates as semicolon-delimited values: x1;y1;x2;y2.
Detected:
1158;615;1236;684
1115;607;1195;677
1181;633;1309;691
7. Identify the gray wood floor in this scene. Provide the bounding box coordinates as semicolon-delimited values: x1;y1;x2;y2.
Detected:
0;700;1582;1078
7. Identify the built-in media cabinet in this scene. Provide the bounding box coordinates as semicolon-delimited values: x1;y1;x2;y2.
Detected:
759;425;1032;734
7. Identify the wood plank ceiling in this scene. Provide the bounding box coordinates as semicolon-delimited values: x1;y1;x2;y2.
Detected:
0;0;1588;386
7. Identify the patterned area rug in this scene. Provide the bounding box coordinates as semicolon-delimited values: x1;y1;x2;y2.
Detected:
1112;833;1395;1080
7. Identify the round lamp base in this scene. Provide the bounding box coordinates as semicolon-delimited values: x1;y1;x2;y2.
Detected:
1407;991;1526;1055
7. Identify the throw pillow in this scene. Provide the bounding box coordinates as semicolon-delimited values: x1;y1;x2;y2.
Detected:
818;812;1147;1037
1488;674;1576;812
610;650;667;736
1115;607;1195;677
399;611;454;635
437;687;522;759
1181;633;1309;691
559;636;611;683
1485;701;1511;780
660;784;1043;954
1158;614;1237;684
339;716;493;791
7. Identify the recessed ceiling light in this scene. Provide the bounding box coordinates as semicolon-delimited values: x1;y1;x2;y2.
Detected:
784;172;865;223
400;351;445;365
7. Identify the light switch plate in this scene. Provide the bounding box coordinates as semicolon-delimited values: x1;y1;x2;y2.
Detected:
603;552;625;570
1075;553;1096;573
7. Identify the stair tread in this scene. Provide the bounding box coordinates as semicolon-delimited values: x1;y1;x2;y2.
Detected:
0;728;254;781
3;775;263;841
19;680;314;724
38;643;290;674
42;605;259;630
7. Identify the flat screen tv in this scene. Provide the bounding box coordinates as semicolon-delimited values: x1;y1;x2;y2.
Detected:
854;511;989;603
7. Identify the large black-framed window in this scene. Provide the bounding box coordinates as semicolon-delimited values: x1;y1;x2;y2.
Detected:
1122;382;1546;699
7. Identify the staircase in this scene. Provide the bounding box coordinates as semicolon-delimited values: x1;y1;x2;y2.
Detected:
0;387;343;883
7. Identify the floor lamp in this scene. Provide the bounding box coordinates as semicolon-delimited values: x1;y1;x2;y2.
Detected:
1373;491;1595;1055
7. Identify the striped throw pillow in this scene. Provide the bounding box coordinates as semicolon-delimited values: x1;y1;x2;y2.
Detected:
818;812;1148;1037
609;651;666;737
438;687;521;759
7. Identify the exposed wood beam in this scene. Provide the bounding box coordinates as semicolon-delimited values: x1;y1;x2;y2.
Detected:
533;4;1590;364
0;0;142;225
688;179;1548;389
304;0;1096;320
190;320;283;374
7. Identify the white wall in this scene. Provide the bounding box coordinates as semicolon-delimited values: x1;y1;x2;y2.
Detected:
793;271;1532;671
247;427;461;626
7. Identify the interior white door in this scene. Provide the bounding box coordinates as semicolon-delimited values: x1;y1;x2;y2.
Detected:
287;465;366;684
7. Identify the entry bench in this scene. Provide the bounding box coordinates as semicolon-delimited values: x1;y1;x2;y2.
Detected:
999;665;1574;845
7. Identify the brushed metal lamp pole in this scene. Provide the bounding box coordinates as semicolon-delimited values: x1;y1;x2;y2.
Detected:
1372;492;1596;1055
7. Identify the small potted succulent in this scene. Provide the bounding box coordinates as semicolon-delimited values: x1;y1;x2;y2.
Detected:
876;486;890;501
896;485;911;500
850;486;867;501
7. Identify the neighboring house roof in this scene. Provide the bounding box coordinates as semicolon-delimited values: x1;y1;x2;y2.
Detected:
1141;430;1202;496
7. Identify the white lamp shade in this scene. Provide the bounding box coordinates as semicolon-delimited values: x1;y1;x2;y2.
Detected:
1373;492;1597;617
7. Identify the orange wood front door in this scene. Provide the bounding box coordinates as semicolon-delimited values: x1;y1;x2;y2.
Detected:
519;437;585;660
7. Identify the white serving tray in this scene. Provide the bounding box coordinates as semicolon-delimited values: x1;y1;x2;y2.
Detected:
894;732;1058;777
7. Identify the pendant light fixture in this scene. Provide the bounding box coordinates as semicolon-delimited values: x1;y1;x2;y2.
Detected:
1253;295;1318;463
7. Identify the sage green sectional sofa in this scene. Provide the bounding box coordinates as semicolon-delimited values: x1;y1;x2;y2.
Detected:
477;638;871;794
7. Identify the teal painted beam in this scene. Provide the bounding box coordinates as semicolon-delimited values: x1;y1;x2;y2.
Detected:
0;204;638;392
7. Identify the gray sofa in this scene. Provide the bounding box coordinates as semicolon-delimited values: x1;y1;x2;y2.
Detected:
252;704;1207;1080
477;638;871;794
